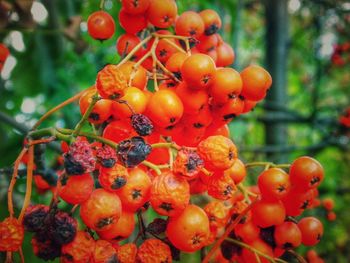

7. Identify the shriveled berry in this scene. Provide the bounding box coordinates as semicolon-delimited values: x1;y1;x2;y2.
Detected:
204;201;229;230
150;171;190;217
173;148;204;179
96;64;128;99
117;137;152;168
137;239;172;263
32;235;61;261
197;135;238;171
96;144;117;168
131;113;154;136
93;240;117;263
61;231;95;263
207;172;237;200
0;217;24;252
116;243;137;263
64;138;96;175
47;211;77;245
23;204;49;232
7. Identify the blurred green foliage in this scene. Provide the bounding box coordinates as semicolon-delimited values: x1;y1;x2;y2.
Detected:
0;0;349;262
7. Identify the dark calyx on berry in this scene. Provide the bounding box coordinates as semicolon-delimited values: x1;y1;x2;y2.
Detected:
63;139;96;175
205;24;219;35
117;136;152;167
186;152;204;173
47;211;77;245
23;204;49;232
96;144;117;168
131;114;154;136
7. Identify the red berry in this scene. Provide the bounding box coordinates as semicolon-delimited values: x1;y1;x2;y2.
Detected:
87;11;115;40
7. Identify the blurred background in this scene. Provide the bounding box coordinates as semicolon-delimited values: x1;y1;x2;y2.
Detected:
0;0;349;262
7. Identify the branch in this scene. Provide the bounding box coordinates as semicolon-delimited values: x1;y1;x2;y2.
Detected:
0;111;61;152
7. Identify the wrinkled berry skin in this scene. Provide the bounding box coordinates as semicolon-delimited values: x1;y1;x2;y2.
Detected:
32;235;61;261
96;144;117;168
47;211;77;245
117;137;152;168
64;139;96;175
23;204;49;233
131;114;154;136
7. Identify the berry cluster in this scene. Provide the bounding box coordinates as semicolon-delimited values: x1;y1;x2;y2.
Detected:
1;1;330;262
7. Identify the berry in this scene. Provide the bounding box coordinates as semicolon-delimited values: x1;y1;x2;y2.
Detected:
63;138;96;175
116;243;137;263
23;204;49;232
61;231;95;263
87;11;115;40
131;113;154;136
99;164;129;191
150;171;190;217
32;235;61;261
298;217;323;246
46;211;77;245
117;136;152;168
80;188;122;231
93;240;117;263
58;173;94;204
197;135;237;171
166;204;210;252
95;144;117;168
96;64;128;99
137;239;172;263
0;217;24;252
173;148;204;179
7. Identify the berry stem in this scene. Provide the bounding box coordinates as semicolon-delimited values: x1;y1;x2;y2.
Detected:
58;128;118;148
152;33;189;41
118;35;152;66
151;142;181;150
99;0;105;10
71;93;100;140
18;144;34;223
19;247;24;263
237;184;258;203
225;238;288;263
202;197;259;263
150;37;160;91
155;59;181;82
162;38;186;54
31;89;85;130
141;160;161;175
7;149;28;217
245;161;291;169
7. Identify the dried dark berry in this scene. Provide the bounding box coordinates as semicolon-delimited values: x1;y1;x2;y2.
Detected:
96;144;117;168
47;211;77;245
63;138;96;175
117;137;152;168
23;204;49;232
131;114;154;136
32;235;61;261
